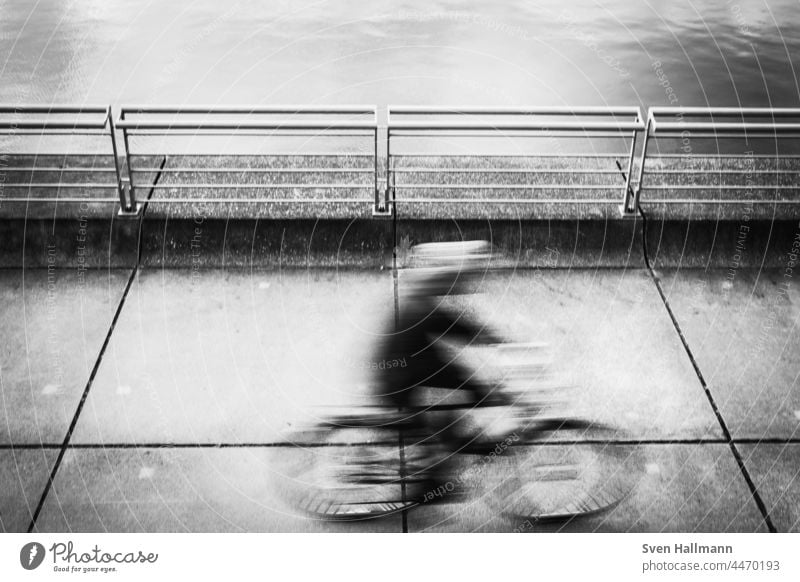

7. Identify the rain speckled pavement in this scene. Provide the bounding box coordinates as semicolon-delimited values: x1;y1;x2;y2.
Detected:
1;260;797;533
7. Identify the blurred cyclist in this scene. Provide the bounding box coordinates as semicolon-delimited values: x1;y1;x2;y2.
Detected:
369;240;507;499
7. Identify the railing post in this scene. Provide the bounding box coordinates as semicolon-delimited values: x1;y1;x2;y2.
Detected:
107;108;129;214
112;107;140;216
387;122;393;215
119;115;139;216
620;128;638;216
373;127;380;212
372;126;382;214
373;124;392;217
632;113;653;213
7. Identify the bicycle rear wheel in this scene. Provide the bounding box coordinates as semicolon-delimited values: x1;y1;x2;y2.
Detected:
281;421;415;521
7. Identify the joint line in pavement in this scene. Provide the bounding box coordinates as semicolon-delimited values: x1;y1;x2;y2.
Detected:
26;157;168;532
638;206;777;533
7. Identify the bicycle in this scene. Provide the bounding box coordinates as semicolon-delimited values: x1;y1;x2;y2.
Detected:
279;342;644;524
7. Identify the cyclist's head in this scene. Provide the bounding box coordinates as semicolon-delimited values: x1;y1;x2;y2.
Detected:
404;240;493;296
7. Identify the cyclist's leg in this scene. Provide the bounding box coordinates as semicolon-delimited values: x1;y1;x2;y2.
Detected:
427;360;507;407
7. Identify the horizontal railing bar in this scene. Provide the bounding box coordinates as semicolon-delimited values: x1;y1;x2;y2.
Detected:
126;167;623;174
394;168;800;175
7;197;796;206
13;171;793;178
641;184;800;189
392;168;627;174
388;131;638;138
0;197;120;202
650;107;800;116
0;120;109;130
653;121;800;133
647;134;800;140
146;183;371;189
1;183;118;188
121;104;376;115
394;198;619;204
135;198;368;203
0;197;366;204
397;198;800;205
8;182;794;190
0;104;109;114
131;167;374;173
396;184;621;189
660;137;800;142
117;120;377;130
0;167;118;172
643;169;800;174
641;199;800;204
390;106;642;116
392;153;627;158
651;153;800;159
121;131;376;138
389;121;643;131
125;152;375;158
0;131;112;136
138;198;617;204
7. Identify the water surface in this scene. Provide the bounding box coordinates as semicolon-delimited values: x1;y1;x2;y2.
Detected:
1;0;798;111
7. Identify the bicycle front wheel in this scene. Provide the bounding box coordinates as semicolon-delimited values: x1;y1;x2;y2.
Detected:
487;422;645;523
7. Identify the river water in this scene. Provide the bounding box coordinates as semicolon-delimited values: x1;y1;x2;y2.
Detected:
1;0;798;112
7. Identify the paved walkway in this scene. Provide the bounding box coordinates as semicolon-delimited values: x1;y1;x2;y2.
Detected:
1;263;797;532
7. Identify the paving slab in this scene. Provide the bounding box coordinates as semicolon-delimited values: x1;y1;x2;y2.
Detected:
738;443;800;532
0;448;58;532
34;446;402;532
407;444;767;532
397;269;720;439
71;268;395;444
658;269;800;439
0;269;131;444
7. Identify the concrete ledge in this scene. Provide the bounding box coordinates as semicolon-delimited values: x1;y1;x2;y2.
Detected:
395;218;644;268
3;216;798;270
0;218;139;268
139;218;394;268
645;219;800;269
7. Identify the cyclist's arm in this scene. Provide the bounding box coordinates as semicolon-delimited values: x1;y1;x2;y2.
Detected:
437;310;504;344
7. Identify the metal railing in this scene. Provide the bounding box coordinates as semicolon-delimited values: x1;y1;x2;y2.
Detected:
115;105;379;216
0;105;127;211
1;104;798;218
386;106;645;216
635;107;800;210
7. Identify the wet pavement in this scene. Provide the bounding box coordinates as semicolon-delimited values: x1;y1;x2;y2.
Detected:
69;269;393;444
0;269;131;444
406;444;767;533
1;261;796;533
35;447;402;533
657;268;800;440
